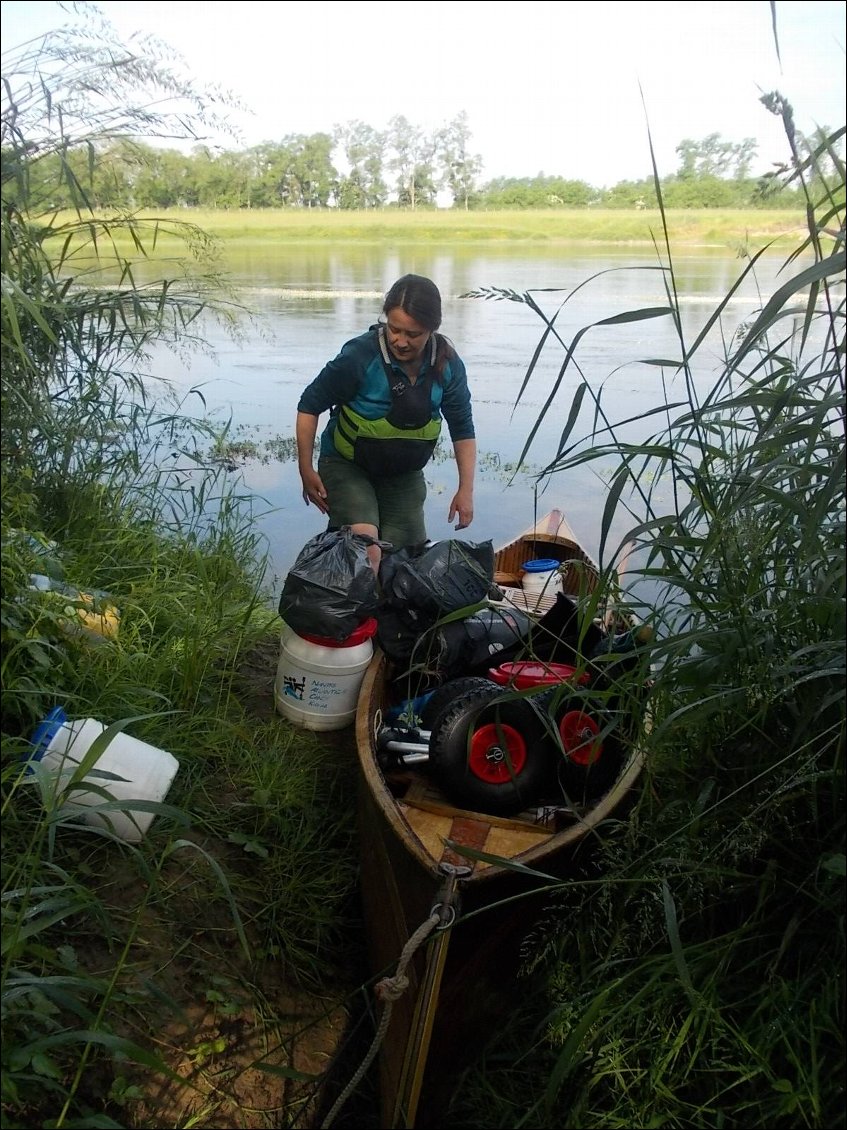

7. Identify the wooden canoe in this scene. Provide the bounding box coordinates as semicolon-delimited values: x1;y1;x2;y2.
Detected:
353;509;644;1129
490;506;602;616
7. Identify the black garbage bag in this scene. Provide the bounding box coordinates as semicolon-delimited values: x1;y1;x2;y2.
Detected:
278;527;382;641
375;602;444;671
379;539;495;617
376;538;497;675
375;550;605;693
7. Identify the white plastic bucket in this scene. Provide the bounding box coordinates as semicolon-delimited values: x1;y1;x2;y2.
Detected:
521;558;564;605
27;708;179;843
275;618;377;731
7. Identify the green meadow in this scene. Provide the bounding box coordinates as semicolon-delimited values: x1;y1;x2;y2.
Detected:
102;206;807;249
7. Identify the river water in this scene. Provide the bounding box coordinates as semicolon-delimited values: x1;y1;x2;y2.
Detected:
137;242;794;589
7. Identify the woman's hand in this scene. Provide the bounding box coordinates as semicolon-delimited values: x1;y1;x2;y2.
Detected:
300;467;328;514
448;487;474;530
450;438;476;530
296;411;327;512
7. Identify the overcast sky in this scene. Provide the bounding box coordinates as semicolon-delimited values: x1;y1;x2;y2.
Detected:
1;0;844;186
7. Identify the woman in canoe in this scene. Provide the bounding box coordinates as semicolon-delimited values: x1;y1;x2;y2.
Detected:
295;274;477;570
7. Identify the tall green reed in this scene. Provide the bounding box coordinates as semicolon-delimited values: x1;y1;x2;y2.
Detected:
454;93;844;1128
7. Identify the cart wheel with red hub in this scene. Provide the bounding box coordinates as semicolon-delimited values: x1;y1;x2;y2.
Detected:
542;695;624;801
419;677;496;730
428;682;554;815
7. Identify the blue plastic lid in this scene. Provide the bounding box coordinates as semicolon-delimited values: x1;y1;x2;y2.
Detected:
522;558;561;573
28;706;68;763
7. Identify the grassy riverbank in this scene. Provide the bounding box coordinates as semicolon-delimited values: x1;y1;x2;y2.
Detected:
102;206;807;251
5;184;842;1128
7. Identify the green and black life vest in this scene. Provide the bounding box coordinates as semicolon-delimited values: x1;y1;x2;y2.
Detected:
333;327;442;475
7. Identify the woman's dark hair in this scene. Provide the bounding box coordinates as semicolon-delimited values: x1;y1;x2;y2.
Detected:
383;274;455;380
383;274;442;329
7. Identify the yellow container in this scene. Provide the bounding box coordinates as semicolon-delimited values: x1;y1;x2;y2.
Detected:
29;574;120;641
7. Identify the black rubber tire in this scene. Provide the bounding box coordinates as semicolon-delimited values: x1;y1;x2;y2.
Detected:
538;690;625;802
429;682;555;815
419;677;496;730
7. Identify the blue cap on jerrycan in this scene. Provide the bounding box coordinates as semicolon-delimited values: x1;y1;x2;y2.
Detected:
27;706;68;767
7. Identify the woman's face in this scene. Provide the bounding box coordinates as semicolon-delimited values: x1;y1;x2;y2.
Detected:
384;307;431;363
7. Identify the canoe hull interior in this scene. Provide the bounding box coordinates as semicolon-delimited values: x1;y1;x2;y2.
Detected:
354;509;645;1127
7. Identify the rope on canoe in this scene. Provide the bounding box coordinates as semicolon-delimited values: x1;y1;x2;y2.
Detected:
320;909;441;1129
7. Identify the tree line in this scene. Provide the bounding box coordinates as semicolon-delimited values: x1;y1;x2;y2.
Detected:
14;109;836;214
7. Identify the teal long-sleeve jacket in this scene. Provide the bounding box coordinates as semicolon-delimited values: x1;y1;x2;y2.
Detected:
297;326;475;460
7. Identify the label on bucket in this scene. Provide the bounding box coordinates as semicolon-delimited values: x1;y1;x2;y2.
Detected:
279;671;352;712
